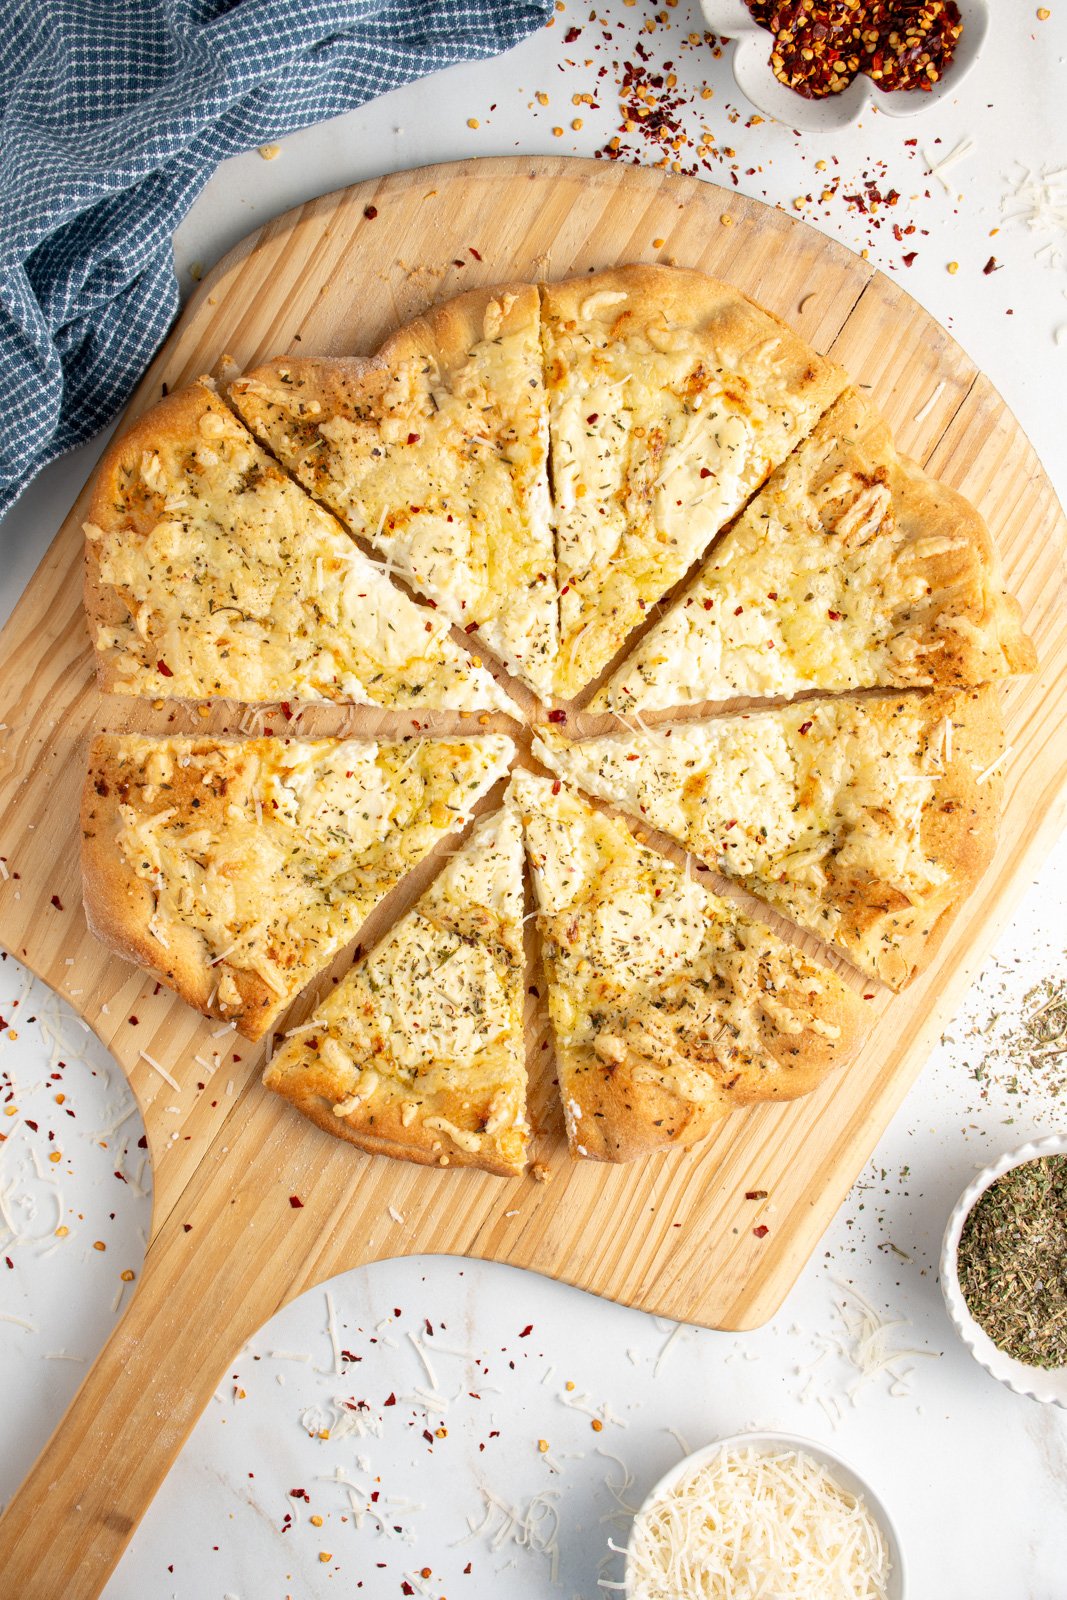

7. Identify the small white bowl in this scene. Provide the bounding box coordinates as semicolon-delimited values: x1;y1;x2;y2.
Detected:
624;1429;905;1598
940;1132;1067;1408
700;0;989;132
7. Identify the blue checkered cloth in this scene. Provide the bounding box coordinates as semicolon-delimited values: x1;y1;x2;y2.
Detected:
0;0;552;516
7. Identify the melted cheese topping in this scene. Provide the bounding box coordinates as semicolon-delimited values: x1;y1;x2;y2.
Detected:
111;734;513;1023
87;388;512;711
628;1446;891;1600
265;807;528;1170
230;290;557;696
597;388;1000;711
534;695;959;981
512;772;845;1123
543;286;835;699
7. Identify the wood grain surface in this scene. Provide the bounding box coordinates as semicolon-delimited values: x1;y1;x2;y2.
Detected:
0;156;1064;1599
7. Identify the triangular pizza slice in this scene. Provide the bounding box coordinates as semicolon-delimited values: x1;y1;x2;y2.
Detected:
83;381;514;712
229;283;557;697
534;686;1003;990
594;387;1036;712
265;806;529;1176
512;772;866;1164
541;265;847;700
81;733;514;1040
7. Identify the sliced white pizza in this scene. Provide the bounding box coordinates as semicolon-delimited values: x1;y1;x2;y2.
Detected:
595;387;1036;711
533;687;1004;990
542;265;847;700
81;733;514;1039
265;807;529;1176
512;771;866;1163
84;381;514;711
229;283;557;697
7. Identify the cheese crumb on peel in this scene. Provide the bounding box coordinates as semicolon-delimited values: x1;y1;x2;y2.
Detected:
627;1446;891;1600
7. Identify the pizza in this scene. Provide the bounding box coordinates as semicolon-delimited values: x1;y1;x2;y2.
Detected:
83;381;514;712
542;265;847;699
265;807;528;1176
229;282;557;697
81;733;513;1040
534;686;1004;991
75;263;1035;1175
594;386;1036;712
512;771;867;1162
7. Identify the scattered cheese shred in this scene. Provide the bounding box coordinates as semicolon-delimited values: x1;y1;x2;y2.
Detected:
912;379;946;427
976;745;1012;786
323;1290;343;1379
139;1051;180;1091
1001;163;1067;241
626;1445;891;1600
922;136;974;193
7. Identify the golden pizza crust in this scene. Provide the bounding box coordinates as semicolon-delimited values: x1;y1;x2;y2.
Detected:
229;281;557;697
535;686;1005;992
541;264;848;699
513;772;867;1164
596;386;1036;710
265;809;528;1176
80;732;514;1040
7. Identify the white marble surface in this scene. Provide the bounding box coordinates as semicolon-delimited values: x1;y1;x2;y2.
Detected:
1;3;1066;1596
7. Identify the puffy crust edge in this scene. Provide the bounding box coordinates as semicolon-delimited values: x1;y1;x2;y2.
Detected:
817;389;1035;683
80;734;284;1041
229;279;541;427
826;686;1006;990
263;1051;525;1178
857;678;1011;979
540;262;848;404
553;939;867;1165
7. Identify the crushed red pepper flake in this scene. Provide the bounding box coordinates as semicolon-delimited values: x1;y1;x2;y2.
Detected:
746;0;963;100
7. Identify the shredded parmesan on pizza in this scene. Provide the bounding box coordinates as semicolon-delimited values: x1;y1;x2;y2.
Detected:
87;386;514;712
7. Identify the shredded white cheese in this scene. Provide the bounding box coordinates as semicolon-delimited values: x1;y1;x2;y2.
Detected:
139;1050;180;1091
912;379;946;427
627;1445;891;1600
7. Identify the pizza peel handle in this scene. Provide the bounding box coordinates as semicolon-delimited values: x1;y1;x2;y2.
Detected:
0;1085;357;1600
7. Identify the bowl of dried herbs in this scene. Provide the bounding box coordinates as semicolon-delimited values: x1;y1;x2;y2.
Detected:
941;1133;1067;1406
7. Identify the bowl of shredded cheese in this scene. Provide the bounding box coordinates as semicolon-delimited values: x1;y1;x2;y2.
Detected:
624;1430;904;1600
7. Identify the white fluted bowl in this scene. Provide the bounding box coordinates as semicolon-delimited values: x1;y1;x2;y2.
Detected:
700;0;989;132
624;1430;905;1598
940;1132;1067;1407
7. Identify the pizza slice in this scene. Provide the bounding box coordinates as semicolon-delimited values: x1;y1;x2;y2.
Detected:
533;686;1004;990
541;265;847;700
594;387;1036;712
512;772;866;1163
229;283;557;697
81;733;514;1040
264;806;529;1176
83;381;514;712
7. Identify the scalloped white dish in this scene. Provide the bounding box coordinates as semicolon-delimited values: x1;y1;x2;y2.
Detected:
941;1132;1067;1407
700;0;989;132
624;1430;906;1598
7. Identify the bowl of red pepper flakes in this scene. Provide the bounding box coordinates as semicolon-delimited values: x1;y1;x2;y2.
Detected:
701;0;988;131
